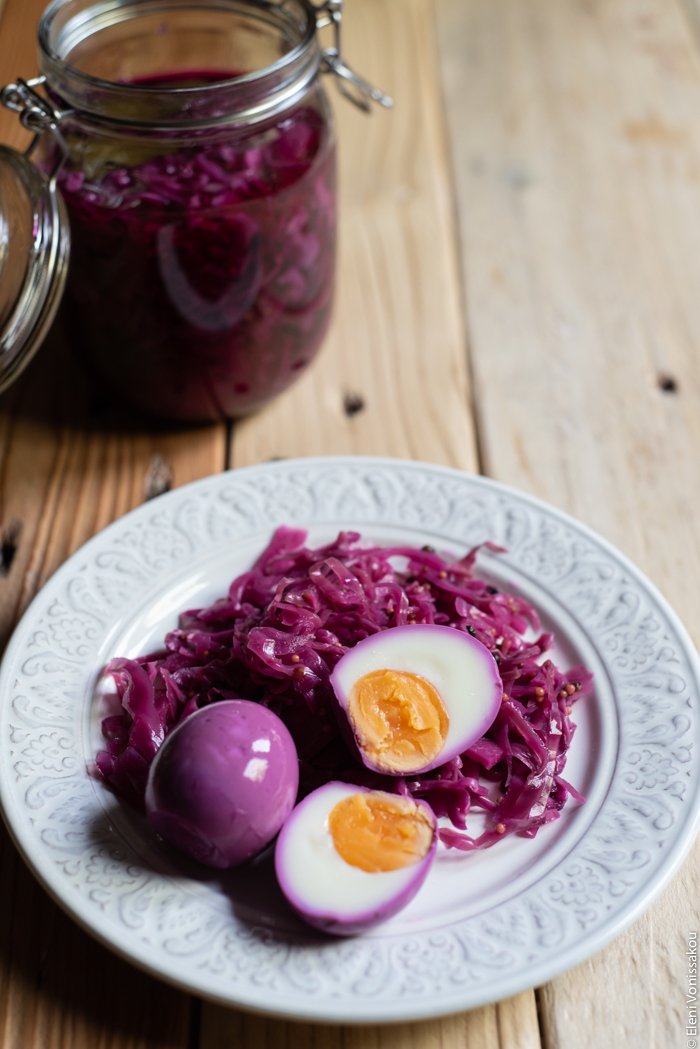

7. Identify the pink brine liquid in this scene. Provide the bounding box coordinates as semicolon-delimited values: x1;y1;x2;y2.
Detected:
57;71;336;421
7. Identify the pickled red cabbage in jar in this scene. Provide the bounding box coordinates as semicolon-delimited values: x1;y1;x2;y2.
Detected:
53;72;336;422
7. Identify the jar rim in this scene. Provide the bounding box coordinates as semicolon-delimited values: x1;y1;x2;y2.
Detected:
38;0;322;130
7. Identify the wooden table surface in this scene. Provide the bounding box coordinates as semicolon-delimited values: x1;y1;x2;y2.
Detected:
0;0;698;1045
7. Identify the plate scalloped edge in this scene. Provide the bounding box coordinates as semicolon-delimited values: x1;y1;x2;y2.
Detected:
0;455;699;1024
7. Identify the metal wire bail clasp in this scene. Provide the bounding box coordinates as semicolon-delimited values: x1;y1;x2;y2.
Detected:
1;76;71;189
315;0;393;112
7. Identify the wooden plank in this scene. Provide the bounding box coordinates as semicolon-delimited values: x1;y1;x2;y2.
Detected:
0;1;228;1046
0;326;227;645
433;0;700;1045
201;991;541;1049
218;1;537;1047
0;816;193;1049
0;316;219;1049
230;0;477;471
0;0;44;149
0;4;228;638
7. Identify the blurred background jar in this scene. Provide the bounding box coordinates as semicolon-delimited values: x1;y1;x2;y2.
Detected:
2;0;390;421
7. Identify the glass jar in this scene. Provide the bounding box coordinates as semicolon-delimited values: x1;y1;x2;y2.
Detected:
0;0;390;421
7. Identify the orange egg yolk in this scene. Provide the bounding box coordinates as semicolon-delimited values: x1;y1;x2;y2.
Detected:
328;791;435;872
347;669;449;773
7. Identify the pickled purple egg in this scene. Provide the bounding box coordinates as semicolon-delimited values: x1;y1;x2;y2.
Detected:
145;699;298;868
275;782;437;935
330;624;503;777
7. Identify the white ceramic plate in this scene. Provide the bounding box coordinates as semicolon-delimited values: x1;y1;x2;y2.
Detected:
1;457;699;1024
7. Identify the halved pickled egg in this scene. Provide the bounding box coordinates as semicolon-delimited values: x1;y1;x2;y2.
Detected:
275;781;437;935
331;623;502;776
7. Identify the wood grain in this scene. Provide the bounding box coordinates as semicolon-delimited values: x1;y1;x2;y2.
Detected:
433;0;700;1045
0;0;228;630
7;0;697;1044
0;1;227;1045
217;0;536;1046
200;991;541;1049
0;817;192;1049
0;311;218;1049
229;0;477;471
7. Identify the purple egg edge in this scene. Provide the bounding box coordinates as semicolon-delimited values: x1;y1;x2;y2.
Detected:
329;624;504;778
274;781;438;936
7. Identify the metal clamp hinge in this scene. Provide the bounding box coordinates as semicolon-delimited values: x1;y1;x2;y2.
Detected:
1;76;72;187
315;0;393;113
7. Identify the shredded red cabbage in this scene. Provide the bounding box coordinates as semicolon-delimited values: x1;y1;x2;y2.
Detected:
97;526;592;850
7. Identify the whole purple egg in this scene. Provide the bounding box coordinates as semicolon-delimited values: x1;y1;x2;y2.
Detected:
145;700;299;868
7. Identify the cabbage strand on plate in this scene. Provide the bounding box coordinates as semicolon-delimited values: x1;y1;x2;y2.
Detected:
96;526;592;849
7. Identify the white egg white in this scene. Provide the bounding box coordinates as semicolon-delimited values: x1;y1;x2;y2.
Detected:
331;623;503;776
275;782;436;935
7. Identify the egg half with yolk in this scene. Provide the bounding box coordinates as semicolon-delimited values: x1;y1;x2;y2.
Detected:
275;782;437;934
331;623;502;777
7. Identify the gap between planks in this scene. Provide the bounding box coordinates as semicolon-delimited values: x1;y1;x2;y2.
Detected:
228;0;477;472
0;1;521;1048
434;0;700;1046
219;0;534;1047
0;3;226;1046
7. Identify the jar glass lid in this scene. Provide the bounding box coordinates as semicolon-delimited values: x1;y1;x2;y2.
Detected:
0;143;69;395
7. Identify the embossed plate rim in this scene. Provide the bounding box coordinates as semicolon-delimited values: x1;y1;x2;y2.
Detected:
0;456;698;1024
